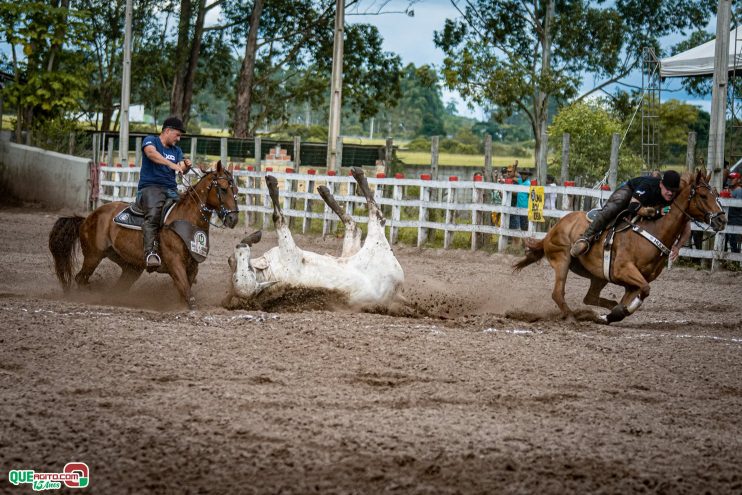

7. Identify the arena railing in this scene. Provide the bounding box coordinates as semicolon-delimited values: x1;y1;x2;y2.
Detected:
96;165;742;268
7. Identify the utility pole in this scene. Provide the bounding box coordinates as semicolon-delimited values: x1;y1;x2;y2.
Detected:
326;0;344;171
707;0;732;190
119;0;133;165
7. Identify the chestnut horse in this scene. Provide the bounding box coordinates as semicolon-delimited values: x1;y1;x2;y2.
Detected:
514;170;726;324
48;161;239;309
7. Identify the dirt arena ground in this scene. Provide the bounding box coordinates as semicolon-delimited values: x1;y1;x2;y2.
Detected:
1;205;741;494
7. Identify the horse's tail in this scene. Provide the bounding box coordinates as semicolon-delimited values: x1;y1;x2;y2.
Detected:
48;216;85;290
512;237;545;272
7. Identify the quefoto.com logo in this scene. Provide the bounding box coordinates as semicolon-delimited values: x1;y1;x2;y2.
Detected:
8;462;89;491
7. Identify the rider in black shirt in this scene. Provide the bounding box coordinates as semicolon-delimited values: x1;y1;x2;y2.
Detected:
570;170;682;257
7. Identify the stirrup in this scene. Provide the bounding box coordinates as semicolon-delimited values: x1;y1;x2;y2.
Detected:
570;238;591;257
145;251;161;268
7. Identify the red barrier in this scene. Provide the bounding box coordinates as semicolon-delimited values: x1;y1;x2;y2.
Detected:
720;189;732;198
307;169;316;175
327;170;337;176
504;178;514;184
265;167;273;172
394;173;405;179
564;180;575;187
115;162;122;168
420;174;432;180
600;184;611;191
449;176;458;181
129;162;136;168
285;167;294;173
376;173;386;178
530;179;538;186
233;164;241;171
247;166;255;171
474;175;483;182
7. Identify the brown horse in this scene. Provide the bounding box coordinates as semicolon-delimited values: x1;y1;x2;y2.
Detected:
514;170;726;324
48;161;239;309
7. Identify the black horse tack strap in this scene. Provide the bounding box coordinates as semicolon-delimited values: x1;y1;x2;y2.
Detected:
630;224;671;256
168;220;209;263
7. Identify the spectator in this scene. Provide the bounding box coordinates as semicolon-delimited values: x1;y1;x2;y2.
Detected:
727;172;742;253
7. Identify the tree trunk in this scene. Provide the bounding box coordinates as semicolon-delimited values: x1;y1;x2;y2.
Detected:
180;0;207;127
232;0;265;138
170;0;193;119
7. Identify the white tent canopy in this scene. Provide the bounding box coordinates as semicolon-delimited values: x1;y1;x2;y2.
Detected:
660;27;742;77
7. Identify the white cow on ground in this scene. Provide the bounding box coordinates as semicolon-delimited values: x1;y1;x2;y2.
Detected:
228;167;404;308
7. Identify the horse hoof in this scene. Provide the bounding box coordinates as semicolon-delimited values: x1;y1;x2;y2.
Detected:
597;315;610;325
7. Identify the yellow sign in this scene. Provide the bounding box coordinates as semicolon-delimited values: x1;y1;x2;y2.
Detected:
528;186;545;222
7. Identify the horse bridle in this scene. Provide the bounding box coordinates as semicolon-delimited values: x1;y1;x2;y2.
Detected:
183;170;239;227
673;179;724;239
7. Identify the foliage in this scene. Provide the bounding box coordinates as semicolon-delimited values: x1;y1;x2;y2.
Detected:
434;0;716;158
548;102;642;183
0;1;92;130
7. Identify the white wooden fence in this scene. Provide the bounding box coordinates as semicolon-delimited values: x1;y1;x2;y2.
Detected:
97;166;742;269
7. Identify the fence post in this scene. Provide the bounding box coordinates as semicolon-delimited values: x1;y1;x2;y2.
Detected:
302;174;314;234
498;187;511;252
255;136;262;170
609;132;620;190
431;136;439;180
471;183;483;251
560;133;570;210
336;135;343;170
417;182;430;247
390;183;401;244
293;135;301;169
686;131;697;172
220;137;228;167
135;137;142;167
384;138;393;176
444;182;456;249
190;136;197;167
484;134;493;182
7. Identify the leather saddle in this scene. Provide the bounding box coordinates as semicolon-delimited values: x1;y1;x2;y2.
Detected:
113;200;177;230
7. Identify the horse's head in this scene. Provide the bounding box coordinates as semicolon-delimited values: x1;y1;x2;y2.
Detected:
202;160;239;228
681;170;727;232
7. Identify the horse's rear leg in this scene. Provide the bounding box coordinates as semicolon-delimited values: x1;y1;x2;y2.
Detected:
583;277;617;310
547;251;575;320
113;264;144;292
318;185;361;257
600;266;650;324
74;250;105;287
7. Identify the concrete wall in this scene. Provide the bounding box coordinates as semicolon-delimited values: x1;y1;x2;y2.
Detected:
0;135;90;211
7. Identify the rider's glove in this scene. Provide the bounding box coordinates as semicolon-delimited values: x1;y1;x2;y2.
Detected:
661;206;671;215
637;206;658;217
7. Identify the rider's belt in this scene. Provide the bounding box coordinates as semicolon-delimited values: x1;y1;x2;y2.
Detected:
630;224;671;256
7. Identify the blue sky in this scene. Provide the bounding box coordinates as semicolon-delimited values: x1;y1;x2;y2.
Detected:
347;0;714;118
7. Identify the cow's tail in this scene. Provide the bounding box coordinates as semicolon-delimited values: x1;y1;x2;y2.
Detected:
48;216;85;291
512;237;545;272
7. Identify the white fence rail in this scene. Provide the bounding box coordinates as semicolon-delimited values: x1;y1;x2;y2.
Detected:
97;166;742;268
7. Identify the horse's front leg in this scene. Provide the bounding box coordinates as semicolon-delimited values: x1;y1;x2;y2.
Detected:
583;277;617;309
162;247;196;309
600;266;650;324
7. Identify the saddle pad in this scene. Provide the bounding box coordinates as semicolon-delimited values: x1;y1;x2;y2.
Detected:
168;220;209;263
113;203;176;230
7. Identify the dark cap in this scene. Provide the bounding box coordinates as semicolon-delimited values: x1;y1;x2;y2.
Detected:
662;170;681;191
162;116;186;133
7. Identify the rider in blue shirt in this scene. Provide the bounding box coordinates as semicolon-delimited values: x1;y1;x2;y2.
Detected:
137;116;192;269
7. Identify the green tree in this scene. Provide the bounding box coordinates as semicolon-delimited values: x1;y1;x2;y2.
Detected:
0;1;91;139
434;0;715;164
548;102;642;183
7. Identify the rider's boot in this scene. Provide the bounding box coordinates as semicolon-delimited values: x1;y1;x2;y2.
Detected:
145;240;161;271
570;187;632;257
